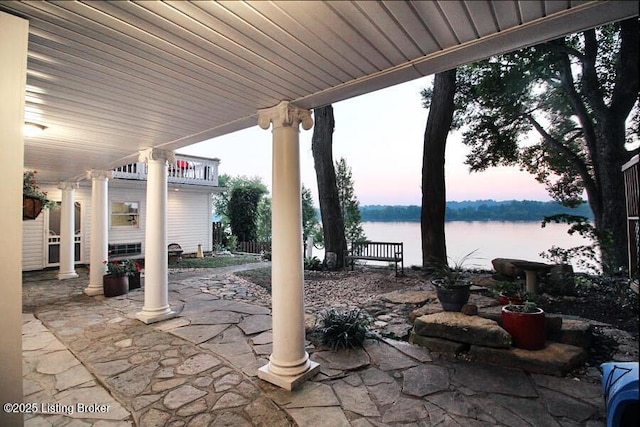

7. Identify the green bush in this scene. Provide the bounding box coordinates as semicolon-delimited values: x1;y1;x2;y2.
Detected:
304;256;322;271
316;309;371;350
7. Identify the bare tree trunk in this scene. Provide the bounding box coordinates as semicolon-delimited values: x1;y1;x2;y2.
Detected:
421;70;457;268
312;105;347;269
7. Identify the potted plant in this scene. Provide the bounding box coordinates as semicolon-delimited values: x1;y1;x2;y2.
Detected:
501;301;546;350
493;280;526;305
430;251;477;311
125;259;142;290
23;170;55;220
103;260;129;297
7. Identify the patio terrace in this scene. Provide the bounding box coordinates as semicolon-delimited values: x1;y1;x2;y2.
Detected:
22;264;610;426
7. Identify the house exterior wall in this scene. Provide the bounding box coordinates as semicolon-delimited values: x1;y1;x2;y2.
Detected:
168;191;213;254
21;184;213;271
22;210;46;270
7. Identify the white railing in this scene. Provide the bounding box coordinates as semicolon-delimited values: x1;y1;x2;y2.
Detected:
113;155;220;186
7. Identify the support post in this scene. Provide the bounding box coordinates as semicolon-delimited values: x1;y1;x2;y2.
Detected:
85;170;111;296
0;11;28;426
136;148;176;324
57;182;79;279
257;101;319;390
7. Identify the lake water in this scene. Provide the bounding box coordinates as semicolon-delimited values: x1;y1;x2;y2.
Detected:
310;221;592;272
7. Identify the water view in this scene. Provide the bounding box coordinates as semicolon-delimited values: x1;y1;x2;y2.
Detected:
312;221;592;272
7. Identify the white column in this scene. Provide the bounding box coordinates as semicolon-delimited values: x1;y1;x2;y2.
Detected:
0;11;28;426
257;101;319;390
85;170;111;296
57;182;79;279
136;148;176;324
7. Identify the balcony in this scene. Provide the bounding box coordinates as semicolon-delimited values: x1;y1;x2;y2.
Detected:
112;155;220;187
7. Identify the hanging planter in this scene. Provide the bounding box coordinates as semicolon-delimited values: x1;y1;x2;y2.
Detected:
23;170;53;220
23;195;44;220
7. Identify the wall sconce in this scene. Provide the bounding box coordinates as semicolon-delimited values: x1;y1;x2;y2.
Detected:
24;122;46;137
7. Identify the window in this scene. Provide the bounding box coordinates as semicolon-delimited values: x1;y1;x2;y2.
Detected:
108;242;142;257
111;201;139;227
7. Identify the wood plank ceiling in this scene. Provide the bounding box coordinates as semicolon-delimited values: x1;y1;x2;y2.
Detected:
1;0;637;183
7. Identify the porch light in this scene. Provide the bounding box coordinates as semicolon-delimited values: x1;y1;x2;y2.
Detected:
24;122;46;137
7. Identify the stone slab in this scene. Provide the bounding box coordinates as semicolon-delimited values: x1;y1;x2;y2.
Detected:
363;340;420;371
170;324;229;344
451;362;537;397
313;348;370;371
413;312;512;349
237;314;272;335
381;337;432;362
332;381;380;416
468;342;587;376
381;290;437;305
287;406;350;427
549;318;593;348
402;365;450;397
409;333;469;354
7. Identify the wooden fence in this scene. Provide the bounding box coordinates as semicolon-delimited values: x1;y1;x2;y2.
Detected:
237;241;272;254
212;222;224;248
622;154;639;290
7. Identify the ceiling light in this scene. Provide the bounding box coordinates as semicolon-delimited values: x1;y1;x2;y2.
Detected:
24;122;46;137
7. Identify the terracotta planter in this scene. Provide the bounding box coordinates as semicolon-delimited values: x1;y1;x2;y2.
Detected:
128;272;141;290
433;279;471;312
23;195;44;220
103;274;129;297
501;305;546;350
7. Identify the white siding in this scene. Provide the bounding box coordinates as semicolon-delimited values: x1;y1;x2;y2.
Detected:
168;191;212;254
22;183;213;270
109;187;146;256
22;213;45;271
22;185;92;271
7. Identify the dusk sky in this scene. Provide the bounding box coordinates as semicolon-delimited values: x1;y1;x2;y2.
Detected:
178;75;552;206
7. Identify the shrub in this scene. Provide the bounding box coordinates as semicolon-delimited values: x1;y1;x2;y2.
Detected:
304;256;322;271
316;309;371;350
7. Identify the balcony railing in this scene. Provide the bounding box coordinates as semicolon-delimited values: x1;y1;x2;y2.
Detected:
113;155;220;186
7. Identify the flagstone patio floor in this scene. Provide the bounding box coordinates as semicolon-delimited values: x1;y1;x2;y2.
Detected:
22;264;610;426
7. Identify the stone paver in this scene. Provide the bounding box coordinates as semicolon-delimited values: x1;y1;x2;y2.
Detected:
21;263;616;426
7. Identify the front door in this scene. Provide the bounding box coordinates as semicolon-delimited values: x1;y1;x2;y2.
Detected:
46;201;82;266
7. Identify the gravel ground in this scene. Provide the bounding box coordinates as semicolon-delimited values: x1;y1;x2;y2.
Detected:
235;265;639;371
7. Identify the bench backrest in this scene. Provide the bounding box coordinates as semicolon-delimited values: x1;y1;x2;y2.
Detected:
351;241;402;258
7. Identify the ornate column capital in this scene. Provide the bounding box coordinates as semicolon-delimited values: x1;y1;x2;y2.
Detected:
86;169;113;180
139;147;175;164
57;181;79;190
258;101;313;131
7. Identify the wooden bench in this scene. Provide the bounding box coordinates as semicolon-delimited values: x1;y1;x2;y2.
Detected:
168;243;183;262
344;241;404;276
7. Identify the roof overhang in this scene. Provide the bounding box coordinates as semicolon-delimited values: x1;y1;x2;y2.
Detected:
0;0;637;183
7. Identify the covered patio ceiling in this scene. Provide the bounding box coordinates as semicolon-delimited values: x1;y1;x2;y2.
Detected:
2;0;637;184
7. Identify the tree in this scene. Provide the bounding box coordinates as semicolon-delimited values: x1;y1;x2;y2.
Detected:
311;105;347;269
420;69;457;268
451;19;638;273
213;174;267;226
301;185;318;242
255;197;271;243
335;157;366;242
227;182;267;242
